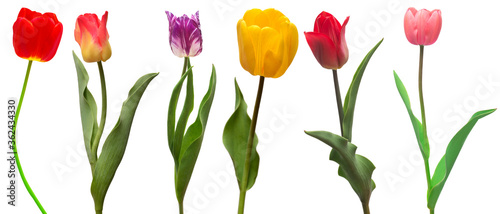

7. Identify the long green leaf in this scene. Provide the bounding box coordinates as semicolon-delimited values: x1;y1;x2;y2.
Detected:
223;79;260;191
90;72;158;212
342;38;383;141
427;108;495;210
167;68;193;163
73;51;99;164
305;131;375;203
175;66;217;201
393;71;430;159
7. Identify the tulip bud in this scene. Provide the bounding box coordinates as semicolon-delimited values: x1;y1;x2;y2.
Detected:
236;8;298;78
165;11;203;58
404;8;442;46
304;11;349;70
13;8;63;62
74;11;112;62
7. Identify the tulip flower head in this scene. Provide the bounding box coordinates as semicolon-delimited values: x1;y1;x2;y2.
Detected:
74;11;112;62
304;12;349;70
13;8;63;62
165;11;203;58
237;8;299;78
404;7;442;46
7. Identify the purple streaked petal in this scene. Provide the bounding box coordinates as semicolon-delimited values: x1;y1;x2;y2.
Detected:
165;11;203;57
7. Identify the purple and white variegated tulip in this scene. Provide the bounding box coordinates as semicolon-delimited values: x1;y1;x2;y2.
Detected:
165;11;203;58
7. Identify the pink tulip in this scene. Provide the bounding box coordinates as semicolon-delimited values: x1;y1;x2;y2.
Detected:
404;7;442;46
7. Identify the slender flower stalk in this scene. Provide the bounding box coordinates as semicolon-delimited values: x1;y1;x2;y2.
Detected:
332;69;344;136
418;45;434;214
418;45;432;189
12;61;47;214
238;76;265;214
182;57;189;76
362;200;370;214
177;57;190;214
90;61;107;174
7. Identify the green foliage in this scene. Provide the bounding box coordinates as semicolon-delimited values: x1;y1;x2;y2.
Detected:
168;66;217;202
305;131;375;203
223;79;260;190
74;52;158;212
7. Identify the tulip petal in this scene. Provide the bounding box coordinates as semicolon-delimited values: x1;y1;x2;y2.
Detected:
247;25;263;76
98;12;111;61
424;10;442;45
29;16;56;62
80;30;102;63
274;21;298;78
316;12;342;44
243;9;263;27
98;12;109;46
338;16;349;68
404;8;418;45
41;22;63;62
416;9;431;45
13;18;38;60
237;20;256;75
305;32;340;69
18;8;42;21
260;27;282;77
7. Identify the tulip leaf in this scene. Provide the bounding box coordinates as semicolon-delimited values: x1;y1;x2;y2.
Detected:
175;66;217;201
223;79;260;191
73;51;99;164
342;38;383;141
305;131;375;203
427;108;495;210
167;67;194;166
90;72;158;212
393;71;430;159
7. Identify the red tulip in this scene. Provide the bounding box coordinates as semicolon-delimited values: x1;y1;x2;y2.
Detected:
13;8;63;62
305;12;349;70
404;8;442;46
74;11;111;62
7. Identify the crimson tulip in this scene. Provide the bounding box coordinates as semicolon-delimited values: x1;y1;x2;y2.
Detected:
305;12;349;70
75;11;112;62
13;7;63;62
404;7;442;46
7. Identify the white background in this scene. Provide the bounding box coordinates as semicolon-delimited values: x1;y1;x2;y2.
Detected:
1;0;499;213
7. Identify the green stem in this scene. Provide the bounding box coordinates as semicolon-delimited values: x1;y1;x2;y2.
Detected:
12;60;47;213
179;200;184;214
418;45;432;189
430;208;434;214
90;61;107;175
332;69;344;136
362;200;370;214
182;57;189;76
238;76;265;214
175;57;190;214
96;209;102;214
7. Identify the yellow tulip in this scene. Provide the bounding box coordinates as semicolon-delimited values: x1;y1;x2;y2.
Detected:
237;8;298;78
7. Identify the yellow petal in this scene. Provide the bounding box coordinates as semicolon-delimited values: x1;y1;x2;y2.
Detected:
271;21;298;78
237;19;256;74
243;9;263;26
262;9;287;31
260;27;282;77
80;30;101;62
247;25;262;76
101;40;112;62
